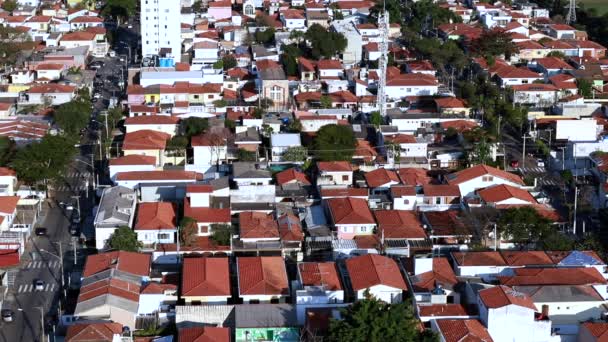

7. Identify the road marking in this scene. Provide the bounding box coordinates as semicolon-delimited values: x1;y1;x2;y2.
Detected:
44;284;49;291
50;283;55;291
17;284;24;293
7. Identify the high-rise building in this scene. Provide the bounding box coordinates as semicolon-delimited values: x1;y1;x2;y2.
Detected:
140;0;182;60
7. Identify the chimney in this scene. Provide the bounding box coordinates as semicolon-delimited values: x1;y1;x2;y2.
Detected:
541;304;549;317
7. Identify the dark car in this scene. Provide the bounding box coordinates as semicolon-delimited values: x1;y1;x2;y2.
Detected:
35;227;47;236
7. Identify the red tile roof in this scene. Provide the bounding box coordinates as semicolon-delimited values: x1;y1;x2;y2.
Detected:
277;213;304;242
115;170;202;181
109;155;156;166
479;285;538;311
275;168;311;185
451;251;507;266
66;322;122;342
498;267;607;286
0;248;19;268
83;251;151;277
418;304;467;317
181;257;230;297
239;212;279;239
61;31;96;41
237;256;289;295
396;168;432;186
580;322;608;341
499;251;554;266
346;254;407;291
374;210;426;239
327;197;375;225
535;57;574;70
422;184;460;197
0;196;19;215
186;184;213;193
122;129;171;150
365;168;401;188
135;202;177;230
390;185;417;197
298;262;342;291
412;259;457;293
436;319;493;342
124;115;180;125
320;188;368;198
478;184;536;204
178;327;230;342
316;59;343;70
446;164;523;186
78;277;141;305
183;197;230;224
317;161;352;172
28;83;75;93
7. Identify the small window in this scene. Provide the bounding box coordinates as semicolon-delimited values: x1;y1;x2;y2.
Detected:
404;199;410;204
342;175;349;181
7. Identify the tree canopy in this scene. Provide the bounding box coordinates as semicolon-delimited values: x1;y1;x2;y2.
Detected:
313;124;356;161
54;98;92;137
182;117;209;138
1;0;17;12
108;226;141;251
305;24;347;59
0;25;34;64
282;146;308;162
103;0;137;21
222;55;237;70
180;217;198;247
497;206;552;245
328;292;435;342
10;135;78;185
470;29;519;60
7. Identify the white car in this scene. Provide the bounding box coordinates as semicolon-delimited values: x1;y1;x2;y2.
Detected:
537;159;545;168
34;279;44;291
108;50;116;58
1;309;13;323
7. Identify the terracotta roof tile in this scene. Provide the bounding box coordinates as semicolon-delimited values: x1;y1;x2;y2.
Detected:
0;196;19;215
135;202;177;230
436;319;493;342
178;327;230;342
479;285;537;311
478;184;536;204
124;115;179;125
66;322;122;342
298;262;342;291
184;197;230;224
122;129;170;150
498;267;607;286
451;251;507;266
275;168;311;185
580;322;608;341
115;170;202;181
237;256;289;295
446;164;523;186
499;251;554;266
412;257;458;292
417;304;467;317
317;161;352;172
327;197;375;225
396;168;432;186
239;212;279;239
374;210;426;239
320;188;368;198
345;254;407;291
181;257;230;297
422;184;460;197
82;251;151;277
109;155;156;166
364;168;400;188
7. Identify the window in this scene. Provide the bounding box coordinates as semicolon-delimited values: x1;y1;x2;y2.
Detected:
270;86;282;101
200;226;208;234
158;233;170;240
360;227;367;233
482;176;494;182
404;199;410;204
435;197;441;204
342;175;349;181
244;5;254;15
207;95;213;99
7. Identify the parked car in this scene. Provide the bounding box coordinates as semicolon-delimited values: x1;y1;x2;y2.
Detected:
1;309;14;322
34;227;47;236
510;159;519;168
537;159;545;168
34;279;44;291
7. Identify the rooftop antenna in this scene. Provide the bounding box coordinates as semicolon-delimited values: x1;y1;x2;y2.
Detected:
565;0;577;25
377;0;389;117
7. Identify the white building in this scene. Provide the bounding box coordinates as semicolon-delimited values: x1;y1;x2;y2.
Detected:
477;285;554;342
294;262;345;324
345;254;407;304
93;186;137;250
445;164;525;198
270;133;302;162
141;0;182;60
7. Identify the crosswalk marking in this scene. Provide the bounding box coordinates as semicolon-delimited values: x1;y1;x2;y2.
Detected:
518;167;546;174
16;283;56;294
55;185;88;192
66;172;91;178
24;261;60;269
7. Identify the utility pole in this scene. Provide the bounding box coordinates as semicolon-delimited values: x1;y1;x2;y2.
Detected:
493;223;497;251
72;237;77;266
573;186;579;235
522;134;527;169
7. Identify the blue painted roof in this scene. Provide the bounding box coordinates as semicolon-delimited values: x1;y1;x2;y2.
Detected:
558;251;603;266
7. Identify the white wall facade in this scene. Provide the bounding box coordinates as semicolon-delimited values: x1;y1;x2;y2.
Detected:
141;0;182;58
456;177;523;198
356;285;403;304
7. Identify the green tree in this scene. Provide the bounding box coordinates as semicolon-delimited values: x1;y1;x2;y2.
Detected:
320;95;332;109
497;207;552;245
313;124;356;161
305;24;347;59
107;107;124;128
328;291;433;342
213;99;227;108
192;0;202;13
577;78;593;98
282;146;308;162
11;135;78;185
0;25;33;65
237;148;257;161
167;135;188;150
103;0;137;24
54;98;92;137
0;137;16;166
1;0;17;12
546;51;566;58
213;59;223;70
210;224;232;246
541;230;574;251
108;226;141;251
288;119;302;133
255;27;275;44
180;217;198;247
182;117;209;138
222;55;237;70
470;28;519;59
370;111;382;128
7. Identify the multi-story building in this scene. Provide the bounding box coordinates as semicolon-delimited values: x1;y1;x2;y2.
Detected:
140;0;182;62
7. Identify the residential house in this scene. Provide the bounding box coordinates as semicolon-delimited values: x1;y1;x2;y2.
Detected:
0;196;19;231
431;319;494;342
134;202;177;247
178;327;231;342
256;60;289;109
270;133;302;162
294;262;344;323
477;285;552;342
93;186;137;250
122;130;171;167
109;155;157;181
123;115;180;137
21;84;76;106
65;322;123;342
419;185;461;211
445;164;525;198
316;161;353;187
181;257;231;304
511;84;559;107
493;66;543;87
0;167;18;196
326;197;376;239
374;210;427;242
190;128;232;170
390;185;418;210
410;257;459;305
237;256;289;303
280;9;306;30
183;187;231;237
364;168;401;191
345;254;408;303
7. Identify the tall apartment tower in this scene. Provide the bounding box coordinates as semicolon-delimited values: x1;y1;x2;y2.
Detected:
140;0;182;60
